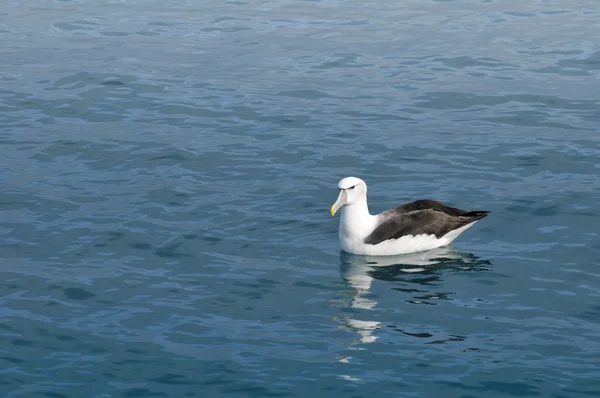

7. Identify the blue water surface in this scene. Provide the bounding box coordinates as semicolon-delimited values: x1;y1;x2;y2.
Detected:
2;1;600;397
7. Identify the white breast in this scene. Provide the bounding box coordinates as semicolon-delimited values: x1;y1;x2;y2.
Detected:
338;207;378;254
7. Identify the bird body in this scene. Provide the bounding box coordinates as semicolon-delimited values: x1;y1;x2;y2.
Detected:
331;177;489;255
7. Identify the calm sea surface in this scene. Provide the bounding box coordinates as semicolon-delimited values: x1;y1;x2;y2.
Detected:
2;1;600;397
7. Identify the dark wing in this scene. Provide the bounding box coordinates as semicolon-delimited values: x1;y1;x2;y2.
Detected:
385;199;470;217
364;208;489;245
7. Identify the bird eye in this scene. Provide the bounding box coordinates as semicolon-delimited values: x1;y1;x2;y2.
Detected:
349;185;355;190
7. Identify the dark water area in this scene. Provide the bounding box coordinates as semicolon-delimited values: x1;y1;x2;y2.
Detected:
2;1;600;397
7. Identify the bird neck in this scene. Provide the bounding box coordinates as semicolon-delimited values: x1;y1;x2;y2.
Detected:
343;198;370;218
340;198;375;238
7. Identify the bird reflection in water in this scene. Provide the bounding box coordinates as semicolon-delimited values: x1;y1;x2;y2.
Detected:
336;246;491;346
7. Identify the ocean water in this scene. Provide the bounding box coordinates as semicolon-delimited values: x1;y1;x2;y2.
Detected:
2;0;600;397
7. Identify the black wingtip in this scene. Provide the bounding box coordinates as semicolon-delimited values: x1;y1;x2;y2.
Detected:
465;210;490;220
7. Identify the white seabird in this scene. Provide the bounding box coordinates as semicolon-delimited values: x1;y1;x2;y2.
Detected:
330;177;489;255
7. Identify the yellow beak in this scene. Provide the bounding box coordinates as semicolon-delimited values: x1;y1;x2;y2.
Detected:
330;190;347;216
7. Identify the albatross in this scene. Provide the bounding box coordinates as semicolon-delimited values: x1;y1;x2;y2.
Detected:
330;177;489;255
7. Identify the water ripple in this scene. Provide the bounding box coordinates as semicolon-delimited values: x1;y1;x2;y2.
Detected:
2;0;600;397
